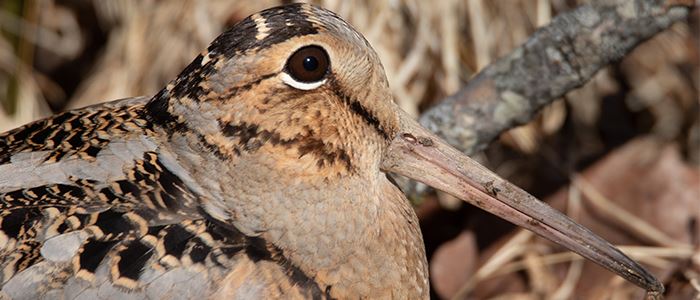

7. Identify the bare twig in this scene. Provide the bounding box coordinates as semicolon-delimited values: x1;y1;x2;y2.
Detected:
399;0;694;196
572;174;689;249
451;230;533;299
420;0;692;155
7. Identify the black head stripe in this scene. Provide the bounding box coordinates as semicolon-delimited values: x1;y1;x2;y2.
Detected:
209;4;319;57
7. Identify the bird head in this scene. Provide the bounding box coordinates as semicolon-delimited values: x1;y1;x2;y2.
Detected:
146;4;400;180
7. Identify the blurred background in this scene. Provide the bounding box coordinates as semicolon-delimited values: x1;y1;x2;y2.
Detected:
0;0;698;299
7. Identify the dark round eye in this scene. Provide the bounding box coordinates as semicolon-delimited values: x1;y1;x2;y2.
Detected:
286;45;330;83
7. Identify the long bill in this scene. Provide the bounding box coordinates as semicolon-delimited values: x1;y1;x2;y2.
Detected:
380;110;664;293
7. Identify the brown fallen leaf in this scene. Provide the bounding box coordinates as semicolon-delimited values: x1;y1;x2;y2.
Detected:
430;230;479;299
447;137;699;299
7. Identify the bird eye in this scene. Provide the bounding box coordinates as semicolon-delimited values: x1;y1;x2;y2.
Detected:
285;45;330;83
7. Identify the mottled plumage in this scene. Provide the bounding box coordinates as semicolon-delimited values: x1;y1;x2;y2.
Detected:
0;4;425;299
0;3;663;300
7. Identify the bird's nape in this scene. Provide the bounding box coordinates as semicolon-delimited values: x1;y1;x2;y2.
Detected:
380;108;664;294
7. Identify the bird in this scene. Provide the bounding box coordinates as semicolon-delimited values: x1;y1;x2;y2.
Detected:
0;3;663;299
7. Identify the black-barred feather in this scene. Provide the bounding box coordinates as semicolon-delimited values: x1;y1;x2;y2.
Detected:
0;2;418;299
0;96;325;298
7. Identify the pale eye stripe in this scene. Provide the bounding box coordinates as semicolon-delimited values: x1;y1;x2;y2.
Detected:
280;73;327;91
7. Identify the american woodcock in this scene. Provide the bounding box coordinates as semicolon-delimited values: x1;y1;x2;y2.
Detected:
0;3;663;299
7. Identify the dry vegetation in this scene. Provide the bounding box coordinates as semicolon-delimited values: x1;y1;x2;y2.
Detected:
0;0;698;299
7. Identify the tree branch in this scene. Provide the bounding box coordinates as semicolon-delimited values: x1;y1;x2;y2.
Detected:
421;0;692;155
403;0;694;197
